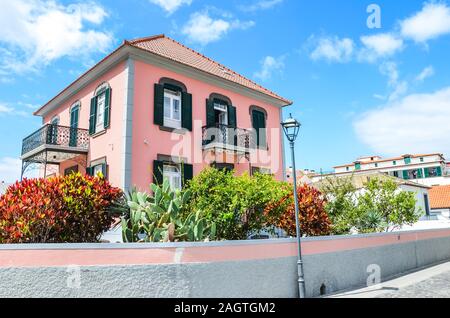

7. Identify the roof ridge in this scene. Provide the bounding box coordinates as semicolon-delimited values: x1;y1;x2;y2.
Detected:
129;34;165;44
130;34;291;104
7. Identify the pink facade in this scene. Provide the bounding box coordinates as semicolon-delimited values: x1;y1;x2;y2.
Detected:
28;36;291;191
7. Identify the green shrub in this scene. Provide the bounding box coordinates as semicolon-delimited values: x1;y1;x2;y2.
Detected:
185;168;290;240
121;179;216;242
0;173;123;243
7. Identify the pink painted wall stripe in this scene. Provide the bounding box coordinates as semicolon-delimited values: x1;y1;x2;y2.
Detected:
1;229;449;268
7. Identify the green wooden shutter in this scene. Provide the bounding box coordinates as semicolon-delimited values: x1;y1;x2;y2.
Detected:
153;160;164;185
86;166;93;176
104;88;111;129
418;169;423;179
437;166;443;176
69;106;79;147
182;163;193;187
181;92;192;131
228;105;237;128
402;170;409;180
424;168;429;178
89;97;97;135
154;84;164;126
206;98;215;127
252;110;266;148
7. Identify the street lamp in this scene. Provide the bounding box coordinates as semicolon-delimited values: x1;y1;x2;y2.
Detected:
281;113;306;299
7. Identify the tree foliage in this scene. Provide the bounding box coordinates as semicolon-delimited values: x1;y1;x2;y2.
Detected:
265;183;332;237
319;176;421;234
185;168;291;240
0;174;123;243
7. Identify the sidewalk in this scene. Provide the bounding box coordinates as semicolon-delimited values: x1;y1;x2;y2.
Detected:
327;261;450;298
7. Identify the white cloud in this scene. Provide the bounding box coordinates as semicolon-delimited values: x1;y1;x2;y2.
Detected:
309;36;354;63
0;157;21;183
416;65;435;81
0;103;14;114
359;33;404;62
378;62;408;102
182;11;255;45
240;0;283;12
400;2;450;43
379;61;399;86
0;102;30;117
0;0;113;75
354;87;450;156
254;56;285;81
149;0;192;14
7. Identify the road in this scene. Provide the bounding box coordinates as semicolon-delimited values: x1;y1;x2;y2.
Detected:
328;261;450;298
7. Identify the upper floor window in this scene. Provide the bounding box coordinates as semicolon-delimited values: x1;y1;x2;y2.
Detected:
250;106;267;148
154;79;192;131
164;89;182;129
89;83;111;136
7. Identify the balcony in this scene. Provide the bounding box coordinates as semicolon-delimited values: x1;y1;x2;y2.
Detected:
21;124;89;178
202;124;255;155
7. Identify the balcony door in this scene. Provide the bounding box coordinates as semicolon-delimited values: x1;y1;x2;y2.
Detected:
69;105;79;147
214;102;228;144
47;117;59;145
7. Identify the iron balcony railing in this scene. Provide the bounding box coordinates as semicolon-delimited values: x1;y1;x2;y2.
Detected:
21;124;89;156
202;124;255;151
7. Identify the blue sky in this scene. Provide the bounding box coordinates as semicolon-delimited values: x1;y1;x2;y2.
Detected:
1;0;450;181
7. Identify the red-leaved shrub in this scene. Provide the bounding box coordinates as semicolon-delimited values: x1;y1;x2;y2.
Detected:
0;173;123;243
265;184;332;237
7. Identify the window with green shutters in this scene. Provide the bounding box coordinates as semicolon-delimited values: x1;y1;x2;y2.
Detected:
355;162;361;170
252;109;266;148
402;170;409;180
153;159;193;188
154;83;192;131
404;156;411;164
89;86;111;135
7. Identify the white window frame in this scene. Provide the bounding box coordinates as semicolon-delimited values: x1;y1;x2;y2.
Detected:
95;92;106;134
93;164;104;176
163;89;182;129
163;164;182;190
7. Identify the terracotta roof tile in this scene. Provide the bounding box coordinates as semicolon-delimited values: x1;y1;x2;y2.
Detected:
128;35;292;105
429;185;450;209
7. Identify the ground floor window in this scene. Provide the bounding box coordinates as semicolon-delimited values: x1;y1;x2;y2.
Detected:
163;164;182;190
87;157;107;179
251;167;272;176
211;163;234;172
64;165;78;176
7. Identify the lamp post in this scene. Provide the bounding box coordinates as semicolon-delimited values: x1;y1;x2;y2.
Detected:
281;113;306;299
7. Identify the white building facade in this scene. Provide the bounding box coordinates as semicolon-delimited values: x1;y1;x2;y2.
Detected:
332;154;450;187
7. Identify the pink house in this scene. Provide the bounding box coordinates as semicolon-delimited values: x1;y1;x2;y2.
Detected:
20;35;292;191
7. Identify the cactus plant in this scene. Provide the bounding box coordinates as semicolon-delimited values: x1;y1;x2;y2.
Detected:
121;179;216;242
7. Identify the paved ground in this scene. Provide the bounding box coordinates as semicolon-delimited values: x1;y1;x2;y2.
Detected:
329;262;450;298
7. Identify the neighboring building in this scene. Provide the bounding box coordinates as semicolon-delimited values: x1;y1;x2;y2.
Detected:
322;154;450;187
20;35;292;191
285;167;315;185
429;185;450;219
312;171;432;217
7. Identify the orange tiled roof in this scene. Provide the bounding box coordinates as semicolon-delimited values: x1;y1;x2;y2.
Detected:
35;34;292;116
128;35;292;105
429;185;450;209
